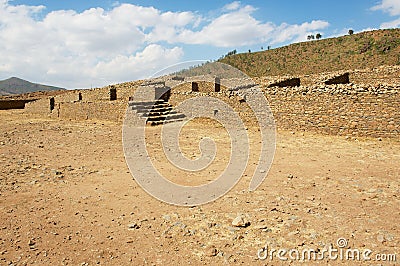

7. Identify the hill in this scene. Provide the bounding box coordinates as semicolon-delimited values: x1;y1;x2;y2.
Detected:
0;77;64;95
220;28;400;77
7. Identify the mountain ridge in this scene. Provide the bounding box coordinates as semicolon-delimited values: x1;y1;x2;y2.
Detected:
0;77;65;95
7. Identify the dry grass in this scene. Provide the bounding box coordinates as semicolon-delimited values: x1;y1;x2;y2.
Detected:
220;28;400;77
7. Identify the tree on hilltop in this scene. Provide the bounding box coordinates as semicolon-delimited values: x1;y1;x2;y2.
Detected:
307;35;315;40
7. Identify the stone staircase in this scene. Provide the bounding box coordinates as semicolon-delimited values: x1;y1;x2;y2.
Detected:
128;99;185;126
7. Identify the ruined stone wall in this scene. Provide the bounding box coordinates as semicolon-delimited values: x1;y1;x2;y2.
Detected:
172;81;220;93
169;84;400;138
350;65;400;86
50;100;128;121
25;98;52;114
297;66;400;87
23;67;400;138
52;87;119;103
39;81;142;104
25;81;141;121
263;86;399;138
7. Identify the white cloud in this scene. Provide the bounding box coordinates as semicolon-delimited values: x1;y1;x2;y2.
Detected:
371;0;400;29
380;17;400;28
371;0;400;16
157;6;329;48
175;7;276;47
223;1;241;11
273;20;330;44
0;0;331;88
93;45;184;84
0;1;188;88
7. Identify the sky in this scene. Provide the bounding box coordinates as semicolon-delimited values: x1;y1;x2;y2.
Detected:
1;0;400;89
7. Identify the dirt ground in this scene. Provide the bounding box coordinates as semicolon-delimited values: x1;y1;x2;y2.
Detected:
0;109;399;265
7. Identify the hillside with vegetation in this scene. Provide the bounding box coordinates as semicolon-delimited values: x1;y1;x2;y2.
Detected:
220;28;400;77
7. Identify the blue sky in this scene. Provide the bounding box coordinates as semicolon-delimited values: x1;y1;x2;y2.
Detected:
1;0;400;88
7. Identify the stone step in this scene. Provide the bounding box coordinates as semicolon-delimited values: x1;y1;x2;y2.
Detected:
145;111;180;117
148;119;185;126
130;103;171;110
134;106;173;114
146;113;186;122
129;98;186;125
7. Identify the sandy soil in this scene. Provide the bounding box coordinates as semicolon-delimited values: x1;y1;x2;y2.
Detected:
0;109;399;265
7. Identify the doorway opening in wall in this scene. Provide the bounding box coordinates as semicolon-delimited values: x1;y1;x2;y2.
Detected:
192;82;199;92
50;97;55;112
110;87;117;101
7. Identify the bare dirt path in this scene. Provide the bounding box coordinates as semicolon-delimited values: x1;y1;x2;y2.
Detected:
0;110;399;265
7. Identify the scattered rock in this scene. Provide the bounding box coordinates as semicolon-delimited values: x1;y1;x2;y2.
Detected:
232;215;250;228
127;222;141;230
205;246;218;257
207;222;216;228
377;234;385;243
227;226;240;233
28;239;36;249
162;215;171;221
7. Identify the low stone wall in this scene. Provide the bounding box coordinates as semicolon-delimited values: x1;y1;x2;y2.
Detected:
50;100;128;121
25;81;141;120
169;84;400;138
172;81;223;93
25;98;52;114
350;65;400;86
264;88;399;138
46;81;142;104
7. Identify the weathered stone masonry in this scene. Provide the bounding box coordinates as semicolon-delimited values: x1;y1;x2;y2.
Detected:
25;81;141;121
24;67;400;138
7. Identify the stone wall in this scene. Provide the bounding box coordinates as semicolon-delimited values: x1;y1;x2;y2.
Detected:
50;100;128;121
262;86;399;138
172;81;222;93
25;81;142;121
25;98;52;114
41;81;142;104
350;65;400;86
23;66;400;138
169;83;399;138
